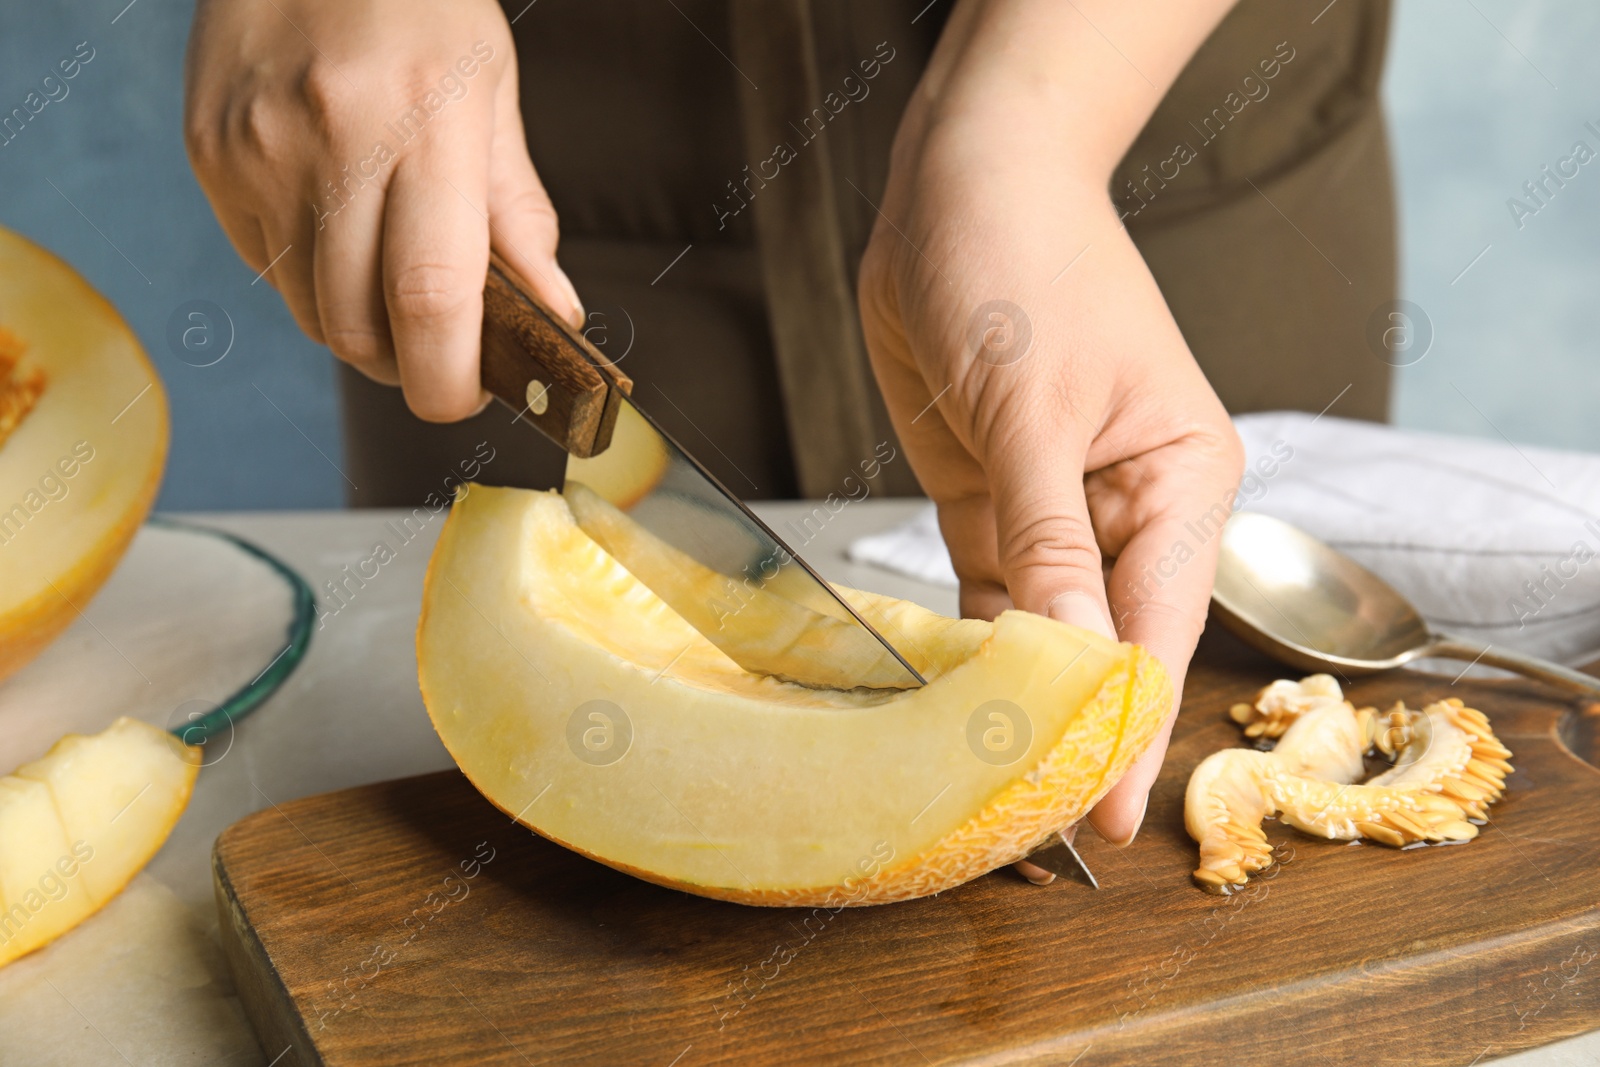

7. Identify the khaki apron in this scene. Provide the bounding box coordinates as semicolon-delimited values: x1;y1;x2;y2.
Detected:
339;0;1394;506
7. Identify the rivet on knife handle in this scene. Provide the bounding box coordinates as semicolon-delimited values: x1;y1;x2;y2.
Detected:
479;251;632;457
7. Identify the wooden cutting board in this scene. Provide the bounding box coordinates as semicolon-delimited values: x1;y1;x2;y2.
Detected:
213;629;1600;1067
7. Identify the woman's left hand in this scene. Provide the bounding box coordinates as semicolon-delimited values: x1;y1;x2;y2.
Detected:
857;0;1245;871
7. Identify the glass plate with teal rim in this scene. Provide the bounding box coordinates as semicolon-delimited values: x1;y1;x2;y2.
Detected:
0;519;313;770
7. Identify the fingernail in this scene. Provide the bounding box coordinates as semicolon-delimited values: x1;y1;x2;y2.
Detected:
554;266;585;330
1046;591;1117;643
1110;794;1149;848
1020;864;1057;886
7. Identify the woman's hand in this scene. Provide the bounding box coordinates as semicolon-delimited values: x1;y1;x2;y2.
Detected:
184;0;581;421
859;0;1244;863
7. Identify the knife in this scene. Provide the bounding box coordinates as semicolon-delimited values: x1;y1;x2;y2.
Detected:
478;252;925;691
1025;827;1100;889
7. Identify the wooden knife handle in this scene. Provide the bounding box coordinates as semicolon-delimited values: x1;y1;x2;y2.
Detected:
479;251;632;458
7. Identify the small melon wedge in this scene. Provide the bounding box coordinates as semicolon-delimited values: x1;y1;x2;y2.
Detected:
0;718;198;966
418;486;1172;906
563;481;917;689
564;399;671;510
0;777;95;962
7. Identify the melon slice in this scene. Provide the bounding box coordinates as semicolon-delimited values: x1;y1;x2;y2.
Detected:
0;718;199;966
564;481;918;690
0;226;168;681
417;485;1171;906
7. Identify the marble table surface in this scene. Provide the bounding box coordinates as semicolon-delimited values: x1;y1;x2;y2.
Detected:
0;501;1592;1066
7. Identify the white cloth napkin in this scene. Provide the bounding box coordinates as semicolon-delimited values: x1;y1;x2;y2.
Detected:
847;412;1600;665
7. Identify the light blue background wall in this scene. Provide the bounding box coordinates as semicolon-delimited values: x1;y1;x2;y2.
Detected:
0;0;342;510
1386;1;1600;452
0;1;1593;510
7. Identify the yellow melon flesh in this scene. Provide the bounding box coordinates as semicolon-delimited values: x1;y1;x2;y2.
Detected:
0;718;198;966
564;399;670;510
0;226;168;681
564;482;920;690
417;486;1171;906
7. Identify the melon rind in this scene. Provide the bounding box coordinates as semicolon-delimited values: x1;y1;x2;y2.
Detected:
417;485;1171;906
0;718;199;966
0;227;168;681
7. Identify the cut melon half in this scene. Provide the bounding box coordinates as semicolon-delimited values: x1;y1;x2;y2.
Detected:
0;226;168;681
0;718;199;966
417;486;1171;906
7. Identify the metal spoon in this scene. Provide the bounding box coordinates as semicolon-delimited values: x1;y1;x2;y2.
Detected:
1211;511;1600;697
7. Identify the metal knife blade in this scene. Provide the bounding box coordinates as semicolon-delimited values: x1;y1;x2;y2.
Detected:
479;254;924;690
1026;828;1100;888
566;400;924;690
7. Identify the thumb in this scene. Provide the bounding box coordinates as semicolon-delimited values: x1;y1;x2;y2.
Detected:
485;62;582;329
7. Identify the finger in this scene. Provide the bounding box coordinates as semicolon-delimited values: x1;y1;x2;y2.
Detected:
1086;714;1173;846
184;95;267;272
874;356;1012;622
484;56;581;328
1086;436;1244;844
1013;860;1056;885
978;388;1117;641
313;165;399;385
258;221;323;344
1009;820;1081;885
382;118;492;423
208;203;269;278
938;493;1013;622
857;270;1008;621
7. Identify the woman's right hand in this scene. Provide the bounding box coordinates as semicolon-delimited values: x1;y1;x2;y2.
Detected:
184;0;582;421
